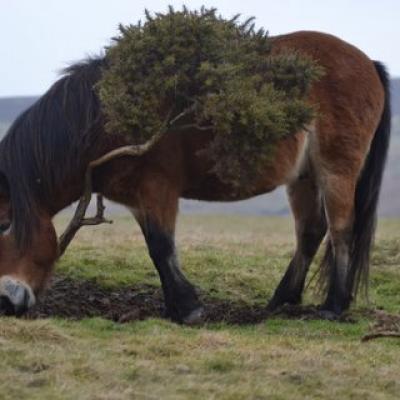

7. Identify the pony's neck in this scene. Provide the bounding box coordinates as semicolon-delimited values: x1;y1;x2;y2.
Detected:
0;57;106;217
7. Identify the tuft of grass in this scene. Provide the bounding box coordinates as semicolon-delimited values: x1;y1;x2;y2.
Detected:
0;319;69;343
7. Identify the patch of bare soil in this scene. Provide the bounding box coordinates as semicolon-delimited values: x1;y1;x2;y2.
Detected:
25;276;360;325
26;276;163;323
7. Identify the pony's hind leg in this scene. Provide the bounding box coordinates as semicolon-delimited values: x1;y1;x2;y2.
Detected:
316;62;390;317
267;174;327;311
132;174;204;325
318;175;357;318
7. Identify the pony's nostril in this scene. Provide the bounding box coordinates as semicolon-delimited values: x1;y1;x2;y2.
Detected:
0;295;16;316
0;279;34;317
0;291;30;317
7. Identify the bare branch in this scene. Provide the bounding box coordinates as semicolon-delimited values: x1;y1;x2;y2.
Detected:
361;332;400;342
58;184;112;256
80;195;112;226
58;107;188;256
90;107;183;168
168;102;197;126
173;123;213;132
90;128;166;168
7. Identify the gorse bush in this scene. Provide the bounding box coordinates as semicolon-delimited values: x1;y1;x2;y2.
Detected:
97;6;322;189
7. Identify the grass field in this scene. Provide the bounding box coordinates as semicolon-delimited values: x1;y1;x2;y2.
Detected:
0;214;399;399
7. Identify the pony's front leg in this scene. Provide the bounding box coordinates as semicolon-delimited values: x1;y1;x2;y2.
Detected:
140;217;204;324
132;177;203;325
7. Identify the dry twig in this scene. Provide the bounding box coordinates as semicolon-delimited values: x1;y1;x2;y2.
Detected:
361;332;400;342
361;310;400;342
57;107;193;256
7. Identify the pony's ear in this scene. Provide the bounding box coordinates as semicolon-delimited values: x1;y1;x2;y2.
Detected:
0;172;11;234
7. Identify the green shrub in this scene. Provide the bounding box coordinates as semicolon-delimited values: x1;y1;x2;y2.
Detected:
97;6;322;189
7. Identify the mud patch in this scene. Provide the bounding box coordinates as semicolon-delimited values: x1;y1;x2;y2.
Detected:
25;275;356;325
26;276;163;323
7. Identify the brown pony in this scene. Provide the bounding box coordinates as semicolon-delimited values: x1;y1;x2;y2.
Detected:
0;31;390;323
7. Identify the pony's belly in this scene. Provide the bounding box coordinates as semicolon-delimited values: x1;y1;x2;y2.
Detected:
182;130;309;202
182;177;278;202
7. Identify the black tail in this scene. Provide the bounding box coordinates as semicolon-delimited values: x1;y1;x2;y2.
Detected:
348;61;391;298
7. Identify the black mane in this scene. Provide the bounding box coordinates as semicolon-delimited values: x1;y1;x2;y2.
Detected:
0;56;106;249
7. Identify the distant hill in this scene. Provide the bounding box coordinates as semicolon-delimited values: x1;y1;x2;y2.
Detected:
392;79;400;116
0;96;38;124
0;78;399;126
0;79;399;216
0;78;399;129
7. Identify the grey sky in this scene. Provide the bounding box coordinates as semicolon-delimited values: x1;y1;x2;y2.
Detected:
1;0;399;96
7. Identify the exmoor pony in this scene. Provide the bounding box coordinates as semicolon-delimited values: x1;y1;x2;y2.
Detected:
0;31;390;323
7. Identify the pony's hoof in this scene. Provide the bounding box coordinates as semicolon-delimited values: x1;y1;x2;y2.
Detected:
266;296;301;314
317;309;339;321
266;298;281;313
182;307;205;326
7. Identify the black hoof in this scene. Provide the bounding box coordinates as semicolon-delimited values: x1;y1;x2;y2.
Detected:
266;298;280;313
319;297;350;320
267;295;301;313
164;302;205;325
182;307;205;326
317;309;339;321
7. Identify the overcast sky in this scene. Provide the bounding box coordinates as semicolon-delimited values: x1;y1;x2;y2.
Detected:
1;0;399;96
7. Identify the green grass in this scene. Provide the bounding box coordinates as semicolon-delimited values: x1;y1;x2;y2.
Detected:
1;215;400;399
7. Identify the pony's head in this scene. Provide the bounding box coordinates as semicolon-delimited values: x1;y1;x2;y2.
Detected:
0;57;104;316
0;173;58;316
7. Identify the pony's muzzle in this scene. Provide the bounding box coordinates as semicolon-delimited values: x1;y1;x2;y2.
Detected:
0;277;35;316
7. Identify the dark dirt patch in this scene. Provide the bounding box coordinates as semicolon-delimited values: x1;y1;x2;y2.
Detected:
25;275;359;325
26;276;163;323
